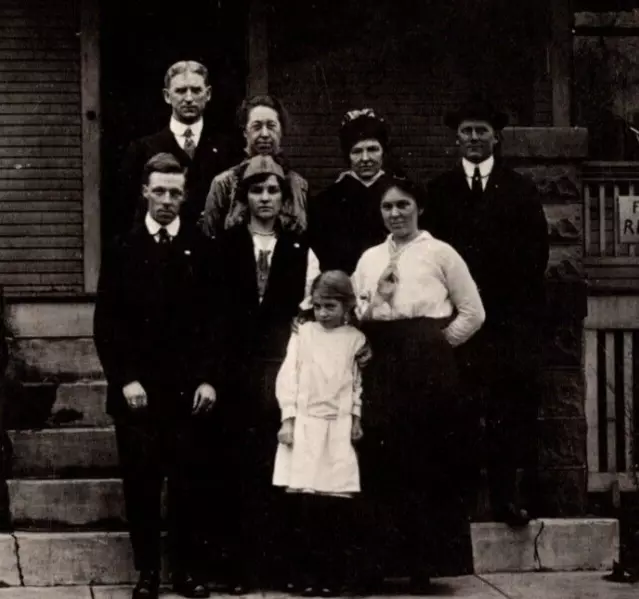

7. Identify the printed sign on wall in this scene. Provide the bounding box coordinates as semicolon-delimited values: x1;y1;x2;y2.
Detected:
618;196;639;244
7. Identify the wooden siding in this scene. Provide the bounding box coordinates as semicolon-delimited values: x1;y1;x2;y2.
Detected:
0;0;83;297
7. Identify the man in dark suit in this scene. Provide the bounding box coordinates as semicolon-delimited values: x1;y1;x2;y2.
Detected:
425;97;549;528
117;60;234;237
94;153;222;599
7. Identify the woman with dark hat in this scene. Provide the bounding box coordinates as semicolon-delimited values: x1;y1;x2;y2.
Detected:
308;108;405;275
351;174;485;593
215;154;319;594
425;95;549;530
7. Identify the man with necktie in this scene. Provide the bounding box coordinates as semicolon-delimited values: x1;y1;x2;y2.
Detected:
425;96;549;533
94;153;223;599
116;60;234;238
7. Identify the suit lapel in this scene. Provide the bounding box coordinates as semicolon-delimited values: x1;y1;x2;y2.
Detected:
484;163;503;200
451;164;473;205
483;164;513;219
158;126;193;163
262;233;289;305
124;226;165;302
192;128;219;163
234;227;261;307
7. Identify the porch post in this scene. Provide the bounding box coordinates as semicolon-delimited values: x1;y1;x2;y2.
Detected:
81;0;101;293
247;0;268;96
502;126;589;516
550;0;573;127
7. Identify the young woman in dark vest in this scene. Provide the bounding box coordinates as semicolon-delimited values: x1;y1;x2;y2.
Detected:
215;155;319;594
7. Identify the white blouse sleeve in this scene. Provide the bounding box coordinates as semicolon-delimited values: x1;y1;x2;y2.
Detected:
299;248;320;310
351;251;392;321
351;257;368;319
275;331;301;420
351;332;367;418
440;246;486;347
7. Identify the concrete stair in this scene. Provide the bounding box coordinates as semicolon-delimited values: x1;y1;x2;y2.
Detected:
8;479;126;529
0;519;622;586
10;428;117;478
1;379;622;586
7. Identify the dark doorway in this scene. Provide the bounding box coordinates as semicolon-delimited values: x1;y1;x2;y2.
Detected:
100;1;247;242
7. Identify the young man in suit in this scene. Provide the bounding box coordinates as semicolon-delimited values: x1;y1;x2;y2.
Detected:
117;60;234;237
94;153;223;599
425;97;549;529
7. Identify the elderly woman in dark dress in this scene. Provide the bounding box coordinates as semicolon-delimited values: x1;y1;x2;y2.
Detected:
215;155;319;594
309;109;405;275
351;175;485;593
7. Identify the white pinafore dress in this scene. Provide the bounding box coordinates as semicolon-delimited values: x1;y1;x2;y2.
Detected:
272;322;366;495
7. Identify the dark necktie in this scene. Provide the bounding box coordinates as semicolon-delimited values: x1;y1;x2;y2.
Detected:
183;128;196;159
471;166;483;197
157;227;171;245
256;250;270;301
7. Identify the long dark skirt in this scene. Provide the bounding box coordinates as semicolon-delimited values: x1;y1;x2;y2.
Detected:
218;353;289;587
357;317;474;580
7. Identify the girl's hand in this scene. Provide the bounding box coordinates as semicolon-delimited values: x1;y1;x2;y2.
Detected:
376;263;398;302
291;308;313;334
355;343;372;368
351;416;363;442
278;418;295;446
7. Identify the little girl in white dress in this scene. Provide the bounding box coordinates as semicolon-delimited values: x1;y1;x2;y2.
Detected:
272;270;369;596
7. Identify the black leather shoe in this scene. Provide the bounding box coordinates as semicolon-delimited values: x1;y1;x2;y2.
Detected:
408;574;433;595
283;580;304;593
496;503;532;528
228;581;252;596
132;570;160;599
173;572;210;598
318;584;340;597
352;573;384;595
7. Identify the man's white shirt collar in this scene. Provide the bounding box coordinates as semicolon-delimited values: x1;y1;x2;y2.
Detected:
462;156;494;190
170;117;203;148
145;212;181;239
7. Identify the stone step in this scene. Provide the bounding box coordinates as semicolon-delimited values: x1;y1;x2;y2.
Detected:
471;518;619;573
51;380;110;428
8;479;127;530
14;532;140;586
6;381;110;430
9;428;118;477
10;338;103;381
0;519;619;586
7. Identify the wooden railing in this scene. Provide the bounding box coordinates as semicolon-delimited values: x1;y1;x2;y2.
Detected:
583;164;639;493
585;325;639;492
583;162;639;291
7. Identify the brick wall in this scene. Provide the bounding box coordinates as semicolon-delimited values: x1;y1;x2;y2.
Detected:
269;1;553;194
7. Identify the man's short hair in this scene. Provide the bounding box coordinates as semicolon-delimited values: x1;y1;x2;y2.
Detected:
142;153;186;186
164;60;209;88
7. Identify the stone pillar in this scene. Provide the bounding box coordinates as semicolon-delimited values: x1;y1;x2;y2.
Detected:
501;126;589;516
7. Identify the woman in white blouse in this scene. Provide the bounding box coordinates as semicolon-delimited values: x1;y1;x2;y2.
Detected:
351;175;485;592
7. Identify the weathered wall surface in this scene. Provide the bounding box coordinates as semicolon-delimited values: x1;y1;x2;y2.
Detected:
503;127;589;516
